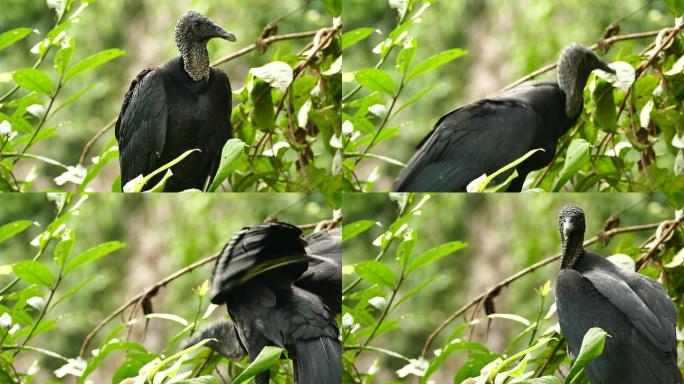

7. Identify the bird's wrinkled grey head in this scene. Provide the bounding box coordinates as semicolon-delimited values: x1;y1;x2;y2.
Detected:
557;44;616;117
174;11;236;81
558;203;586;269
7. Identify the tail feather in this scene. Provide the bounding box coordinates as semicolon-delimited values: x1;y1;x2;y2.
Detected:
294;337;342;384
211;222;308;304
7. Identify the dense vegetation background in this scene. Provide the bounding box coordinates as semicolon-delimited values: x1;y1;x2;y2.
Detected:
342;0;684;192
342;193;684;382
0;192;336;383
0;0;341;197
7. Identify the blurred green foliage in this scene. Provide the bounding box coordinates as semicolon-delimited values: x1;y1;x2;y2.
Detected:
0;192;333;382
342;193;684;382
342;0;684;192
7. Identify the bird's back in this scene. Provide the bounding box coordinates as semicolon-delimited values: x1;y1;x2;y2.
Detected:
394;82;576;192
394;98;540;191
298;228;342;313
556;252;681;383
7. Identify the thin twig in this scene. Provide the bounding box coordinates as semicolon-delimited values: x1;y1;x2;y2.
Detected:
79;118;116;165
533;337;565;378
212;30;318;66
636;216;684;269
420;221;661;357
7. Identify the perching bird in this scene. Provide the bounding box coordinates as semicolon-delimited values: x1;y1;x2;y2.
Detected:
394;44;616;192
186;222;341;384
116;11;235;192
555;204;681;384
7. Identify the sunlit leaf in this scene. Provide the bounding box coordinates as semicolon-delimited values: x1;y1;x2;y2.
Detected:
407;48;467;82
342;220;376;242
232;346;285;384
65;48;125;82
13;260;54;288
553;139;591;192
0;28;33;51
0;220;34;244
64;241;125;274
565;327;608;384
13;68;54;95
355;260;396;287
342;28;374;50
355;68;396;95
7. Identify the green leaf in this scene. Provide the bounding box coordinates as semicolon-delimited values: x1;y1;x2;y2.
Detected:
0;28;33;51
663;0;684;16
52;275;97;309
65;48;125;82
208;138;248;192
355;68;397;95
396;229;416;265
251;61;293;92
13;260;54;288
520;376;562;384
565;327;608;384
54;230;75;266
0;219;33;244
123;149;200;192
342;28;374;50
51;83;97;118
319;0;341;16
553;139;591;192
54;39;74;75
342;220;375;242
355;260;396;288
178;377;219;384
394;83;440;116
407;48;467;82
407;241;467;273
64;241;125;274
233;346;285;384
13;68;54;95
467;149;543;192
344;152;405;167
396;38;417;74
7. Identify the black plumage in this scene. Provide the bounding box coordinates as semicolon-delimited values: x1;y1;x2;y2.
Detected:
555;204;681;384
187;222;341;384
394;44;616;192
116;11;235;191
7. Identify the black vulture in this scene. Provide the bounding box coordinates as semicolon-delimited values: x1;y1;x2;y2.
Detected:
394;44;616;192
555;204;682;384
115;11;235;191
186;222;341;384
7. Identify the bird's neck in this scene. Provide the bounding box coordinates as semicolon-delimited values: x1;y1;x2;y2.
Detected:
557;65;587;118
180;44;210;81
560;234;583;269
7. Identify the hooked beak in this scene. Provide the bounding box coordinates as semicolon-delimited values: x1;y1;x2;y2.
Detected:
213;24;236;42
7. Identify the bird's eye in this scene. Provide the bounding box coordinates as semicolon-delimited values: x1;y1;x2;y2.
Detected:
193;20;200;29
